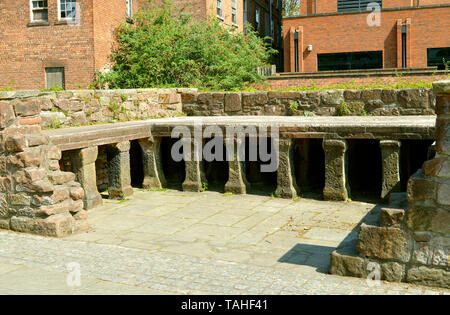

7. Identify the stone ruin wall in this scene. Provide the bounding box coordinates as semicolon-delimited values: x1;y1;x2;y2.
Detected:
0;88;189;129
182;89;436;117
330;80;450;289
0;98;86;237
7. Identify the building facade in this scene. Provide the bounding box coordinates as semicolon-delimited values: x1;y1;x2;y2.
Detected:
0;0;281;90
283;0;450;72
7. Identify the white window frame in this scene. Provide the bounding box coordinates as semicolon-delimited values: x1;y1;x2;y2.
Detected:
58;0;77;21
217;0;223;18
232;0;237;25
30;0;48;22
126;0;133;18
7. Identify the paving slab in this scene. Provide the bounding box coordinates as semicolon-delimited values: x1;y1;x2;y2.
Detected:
0;189;448;295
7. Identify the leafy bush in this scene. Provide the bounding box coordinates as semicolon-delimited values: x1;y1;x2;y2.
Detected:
96;1;276;91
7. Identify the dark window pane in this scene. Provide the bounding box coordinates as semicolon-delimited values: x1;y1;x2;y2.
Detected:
317;51;383;71
427;47;450;70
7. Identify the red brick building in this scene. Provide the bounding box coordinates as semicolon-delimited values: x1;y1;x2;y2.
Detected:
0;0;281;90
283;0;450;72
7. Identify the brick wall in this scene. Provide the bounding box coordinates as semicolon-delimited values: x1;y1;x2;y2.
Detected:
283;5;450;72
0;0;96;90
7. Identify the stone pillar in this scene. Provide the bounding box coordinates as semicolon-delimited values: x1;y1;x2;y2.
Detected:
275;138;298;198
380;140;401;201
71;146;103;209
138;137;166;189
323;139;349;201
107;141;133;199
225;138;250;194
182;138;207;192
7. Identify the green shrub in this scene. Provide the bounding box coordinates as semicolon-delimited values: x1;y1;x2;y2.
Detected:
95;1;275;91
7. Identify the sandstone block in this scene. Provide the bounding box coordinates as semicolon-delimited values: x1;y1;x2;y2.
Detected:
406;265;450;288
224;93;242;112
357;224;412;263
380;208;405;227
10;213;74;237
0;102;15;128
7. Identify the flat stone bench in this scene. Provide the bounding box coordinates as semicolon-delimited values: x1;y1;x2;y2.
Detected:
44;116;436;208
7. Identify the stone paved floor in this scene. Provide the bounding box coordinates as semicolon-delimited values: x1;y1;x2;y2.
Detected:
0;189;448;295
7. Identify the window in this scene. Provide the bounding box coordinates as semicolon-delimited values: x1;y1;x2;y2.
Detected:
30;0;48;22
244;0;248;32
59;0;77;20
255;8;260;31
45;68;65;90
217;0;223;18
232;0;237;25
427;47;450;70
126;0;133;18
317;51;383;71
338;0;382;12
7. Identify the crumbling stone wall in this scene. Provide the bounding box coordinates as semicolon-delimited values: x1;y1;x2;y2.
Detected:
0;98;86;237
181;89;436;117
0;88;189;129
330;80;450;289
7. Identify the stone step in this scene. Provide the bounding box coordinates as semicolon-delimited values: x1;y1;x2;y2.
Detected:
379;207;405;227
357;223;412;263
330;240;406;282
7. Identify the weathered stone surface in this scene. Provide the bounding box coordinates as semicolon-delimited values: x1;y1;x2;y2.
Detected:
224;93;242;112
406;265;450;288
423;157;450;179
381;262;405;282
14;99;40;117
435;117;450;155
48;171;75;185
224;138;250;195
398;89;429;108
138;137;166;189
406;170;437;203
343;90;361;101
432;236;450;267
0;102;15;129
69;186;84;201
436;183;450;206
182;138;207;192
380;208;405;227
274;139;298;199
330;250;369;278
380;140;401;200
10;213;74;237
361;89;382;101
323;139;349;201
5;134;27;152
435;93;450;115
107;141;133;199
412;241;432;265
405;204;450;234
433;80;450;95
381;89;398;104
357;224;412;263
71;146;102;209
320;90;344;106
